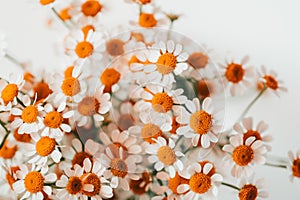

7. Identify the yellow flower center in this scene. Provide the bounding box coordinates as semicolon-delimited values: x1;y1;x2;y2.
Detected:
0;140;18;159
156;53;177;75
225;63;245;83
100;68;121;93
67;176;82;195
233;145;254;166
2;84;18;104
151;92;173;113
239;184;258;200
81;0;102;17
264;75;278;90
78;96;100;116
59;7;72;21
110;158;128;178
141;123;163;144
189;173;211;194
189;111;212;135
61;77;81;97
34;82;52;102
168;172;189;195
75;41;94;58
129;171;152;195
22;105;39;123
72;152;93;167
40;0;55;5
197;80;212;100
188;52;209;69
36;137;56;157
292;159;300;178
157;146;176;165
44;111;63;128
81;173;101;197
24;171;44;193
170;116;182;135
82;25;95;40
139;13;157;28
243;130;262;143
106;39;125;56
64;66;74;78
14;129;31;143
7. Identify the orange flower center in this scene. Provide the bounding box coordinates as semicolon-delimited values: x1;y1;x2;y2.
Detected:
24;72;35;84
138;0;151;4
14;129;31;143
131;32;145;42
61;77;81;97
44;111;63;128
100;68;121;93
156;53;177;75
59;7;72;21
24;171;44;193
0;140;18;159
6;166;20;190
264;75;278;90
40;0;55;5
78;96;100;116
81;173;101;197
81;0;102;17
239;184;258;200
168;172;189;195
2;84;18;104
67;176;83;195
118;114;134;131
110;158;128;178
64;66;74;78
139;13;157;28
72;152;93;167
151;92;173;113
22;105;39;123
106;39;125;56
34;82;52;102
243;130;262;143
141;123;163;144
225;63;245;83
188;52;209;69
108;143;128;159
197;80;212;100
157;146;176;165
82;25;95;40
190;111;212;135
292;159;300;178
170;116;182;134
129;171;152;195
189;173;211;194
36;137;56;157
233;145;254;166
75;41;94;58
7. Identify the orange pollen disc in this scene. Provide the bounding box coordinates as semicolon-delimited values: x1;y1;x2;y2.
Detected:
82;25;95;40
233;145;254;166
264;75;278;90
80;173;101;197
151;92;173;113
108;143;128;159
131;32;145;42
72;152;93;167
0;140;18;159
24;171;44;193
189;173;211;194
81;0;102;17
61;77;81;97
106;39;125;56
225;63;245;83
64;66;74;78
13;129;31;143
40;0;55;5
243;130;262;143
139;13;157;28
157;146;176;165
110;158;128;178
129;171;152;195
156;53;177;75
292;159;300;178
141;123;163;144
59;7;72;21
168;172;189;195
197;80;212;99
190;111;212;135
67;176;83;195
138;0;151;4
170;116;181;134
22;105;39;123
100;68;121;93
75;41;94;58
118;114;135;131
36;137;56;157
24;72;35;84
78;96;100;116
188;52;209;69
44;111;63;128
239;184;258;200
1;83;18;104
34;82;52;102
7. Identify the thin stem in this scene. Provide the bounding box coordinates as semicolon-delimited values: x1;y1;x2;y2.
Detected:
51;7;70;29
0;132;10;149
264;162;287;169
167;21;174;40
16;97;26;108
139;4;143;15
221;182;240;191
5;53;23;68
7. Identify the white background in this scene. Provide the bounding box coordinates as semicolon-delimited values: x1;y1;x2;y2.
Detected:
0;0;300;199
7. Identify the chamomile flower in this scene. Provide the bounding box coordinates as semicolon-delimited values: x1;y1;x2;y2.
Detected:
287;149;300;182
128;171;153;199
13;164;57;200
69;0;105;20
111;101;138;131
102;30;131;58
222;134;267;177
177;162;223;200
11;95;44;134
99;67;122;93
146;137;184;178
1;164;20;195
175;97;222;148
131;7;167;29
237;175;268;200
220;55;254;96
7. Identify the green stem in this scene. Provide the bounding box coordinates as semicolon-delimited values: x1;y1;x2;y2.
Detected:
221;182;240;191
264;162;287;169
167;21;174;40
0;131;10;149
51;7;70;29
5;53;23;68
16;97;26;108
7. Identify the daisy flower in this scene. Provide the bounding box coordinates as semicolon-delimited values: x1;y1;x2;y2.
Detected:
101;147;140;191
128;171;153;199
56;164;94;200
287;149;300;182
146;137;184;178
13;164;57;200
11;95;44;134
233;117;272;151
222;134;267;177
175;97;222;148
258;65;287;96
80;158;113;199
111;101;138;131
237;175;268;200
0;163;20;195
69;0;105;20
0;32;7;59
23;133;62;166
220;55;254;96
99;67;122;93
177;161;223;200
